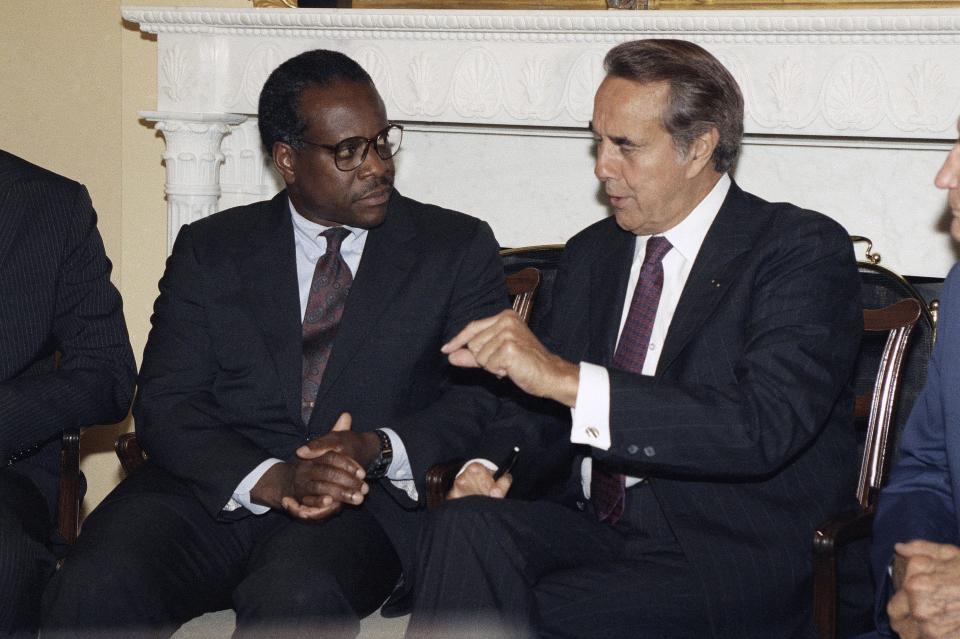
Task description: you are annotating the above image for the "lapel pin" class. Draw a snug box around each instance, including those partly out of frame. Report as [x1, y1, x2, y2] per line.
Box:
[710, 279, 721, 288]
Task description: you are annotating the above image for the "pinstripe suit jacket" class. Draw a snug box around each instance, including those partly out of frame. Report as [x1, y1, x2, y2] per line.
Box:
[525, 182, 862, 638]
[0, 150, 135, 518]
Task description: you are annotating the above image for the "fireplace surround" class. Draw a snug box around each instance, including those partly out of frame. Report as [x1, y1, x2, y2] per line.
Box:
[122, 6, 960, 276]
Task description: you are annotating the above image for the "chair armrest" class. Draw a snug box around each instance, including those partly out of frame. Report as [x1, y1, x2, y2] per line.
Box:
[814, 507, 875, 556]
[57, 428, 82, 545]
[812, 507, 875, 639]
[425, 458, 464, 511]
[115, 432, 148, 475]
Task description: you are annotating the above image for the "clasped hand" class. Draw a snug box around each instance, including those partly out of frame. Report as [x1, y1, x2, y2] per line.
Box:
[252, 412, 379, 521]
[889, 540, 960, 639]
[441, 309, 580, 408]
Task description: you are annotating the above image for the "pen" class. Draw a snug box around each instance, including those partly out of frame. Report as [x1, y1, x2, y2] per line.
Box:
[492, 446, 520, 481]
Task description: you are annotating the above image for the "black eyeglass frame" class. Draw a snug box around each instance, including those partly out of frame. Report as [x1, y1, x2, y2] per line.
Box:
[299, 123, 404, 172]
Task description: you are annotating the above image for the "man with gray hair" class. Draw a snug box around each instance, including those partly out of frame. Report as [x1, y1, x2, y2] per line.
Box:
[406, 39, 862, 638]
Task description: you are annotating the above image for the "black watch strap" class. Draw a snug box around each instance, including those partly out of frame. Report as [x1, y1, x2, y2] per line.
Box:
[365, 429, 393, 479]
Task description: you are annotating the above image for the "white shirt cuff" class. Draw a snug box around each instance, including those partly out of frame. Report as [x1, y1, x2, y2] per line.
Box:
[228, 458, 284, 515]
[380, 427, 418, 501]
[458, 458, 498, 478]
[570, 362, 612, 451]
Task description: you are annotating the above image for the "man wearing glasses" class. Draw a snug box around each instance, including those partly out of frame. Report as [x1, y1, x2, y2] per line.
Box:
[44, 49, 507, 638]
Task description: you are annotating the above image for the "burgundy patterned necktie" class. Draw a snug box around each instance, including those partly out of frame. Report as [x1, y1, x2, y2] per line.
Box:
[591, 235, 672, 524]
[301, 227, 353, 425]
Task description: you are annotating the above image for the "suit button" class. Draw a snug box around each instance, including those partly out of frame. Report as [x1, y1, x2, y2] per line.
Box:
[643, 446, 656, 457]
[627, 444, 639, 455]
[576, 500, 586, 511]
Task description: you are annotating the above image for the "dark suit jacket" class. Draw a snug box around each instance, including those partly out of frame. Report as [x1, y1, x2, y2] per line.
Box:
[0, 150, 136, 519]
[870, 264, 960, 636]
[500, 182, 862, 638]
[133, 189, 507, 570]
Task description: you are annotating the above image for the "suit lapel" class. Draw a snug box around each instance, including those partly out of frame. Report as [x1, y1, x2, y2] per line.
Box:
[311, 194, 418, 418]
[590, 222, 635, 366]
[657, 182, 755, 375]
[235, 192, 305, 427]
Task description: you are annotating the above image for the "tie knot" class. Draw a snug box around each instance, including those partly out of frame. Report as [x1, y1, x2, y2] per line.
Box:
[643, 236, 672, 267]
[321, 227, 350, 255]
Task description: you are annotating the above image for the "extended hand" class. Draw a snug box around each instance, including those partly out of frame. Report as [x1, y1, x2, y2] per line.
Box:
[447, 461, 512, 500]
[441, 309, 580, 407]
[888, 540, 960, 639]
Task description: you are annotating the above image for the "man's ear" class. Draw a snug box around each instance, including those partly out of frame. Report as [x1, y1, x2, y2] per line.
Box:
[685, 127, 720, 178]
[273, 142, 296, 185]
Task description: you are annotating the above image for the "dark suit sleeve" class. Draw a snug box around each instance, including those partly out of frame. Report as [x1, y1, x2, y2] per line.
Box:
[387, 221, 509, 500]
[869, 265, 960, 636]
[598, 213, 861, 478]
[0, 183, 135, 460]
[134, 224, 278, 513]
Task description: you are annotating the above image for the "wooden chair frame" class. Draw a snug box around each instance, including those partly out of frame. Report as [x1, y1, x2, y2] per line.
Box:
[812, 297, 923, 639]
[10, 351, 84, 546]
[57, 429, 82, 545]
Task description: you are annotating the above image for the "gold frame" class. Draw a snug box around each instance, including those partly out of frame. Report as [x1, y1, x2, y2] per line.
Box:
[256, 0, 960, 8]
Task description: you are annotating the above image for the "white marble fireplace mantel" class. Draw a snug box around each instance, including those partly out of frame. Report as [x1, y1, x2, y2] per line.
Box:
[123, 6, 960, 276]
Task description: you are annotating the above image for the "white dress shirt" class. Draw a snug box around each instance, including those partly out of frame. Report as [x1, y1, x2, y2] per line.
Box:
[570, 174, 730, 498]
[228, 200, 416, 514]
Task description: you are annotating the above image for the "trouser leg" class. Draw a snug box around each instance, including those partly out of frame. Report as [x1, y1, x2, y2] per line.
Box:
[532, 543, 709, 639]
[45, 465, 402, 639]
[407, 494, 711, 639]
[41, 466, 257, 639]
[406, 497, 624, 639]
[0, 470, 55, 639]
[232, 505, 400, 639]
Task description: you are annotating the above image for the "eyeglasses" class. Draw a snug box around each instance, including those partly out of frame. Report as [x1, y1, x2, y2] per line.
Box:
[300, 124, 403, 172]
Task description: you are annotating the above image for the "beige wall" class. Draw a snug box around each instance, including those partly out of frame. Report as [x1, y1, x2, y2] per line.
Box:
[0, 0, 248, 516]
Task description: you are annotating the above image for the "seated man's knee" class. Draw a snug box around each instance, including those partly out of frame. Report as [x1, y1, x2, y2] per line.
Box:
[234, 568, 362, 639]
[427, 496, 511, 534]
[43, 495, 199, 630]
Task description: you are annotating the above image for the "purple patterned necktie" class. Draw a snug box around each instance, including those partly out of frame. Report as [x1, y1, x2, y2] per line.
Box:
[591, 235, 672, 524]
[301, 227, 353, 425]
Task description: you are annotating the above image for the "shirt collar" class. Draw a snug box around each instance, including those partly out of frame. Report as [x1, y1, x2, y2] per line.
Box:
[288, 198, 365, 248]
[655, 173, 731, 264]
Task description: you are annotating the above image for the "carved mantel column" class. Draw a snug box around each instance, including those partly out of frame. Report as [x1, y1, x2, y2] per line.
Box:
[142, 111, 248, 252]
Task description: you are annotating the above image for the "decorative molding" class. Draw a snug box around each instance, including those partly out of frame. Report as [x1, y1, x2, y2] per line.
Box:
[124, 6, 960, 139]
[822, 53, 885, 130]
[123, 7, 960, 42]
[124, 6, 960, 276]
[141, 111, 248, 251]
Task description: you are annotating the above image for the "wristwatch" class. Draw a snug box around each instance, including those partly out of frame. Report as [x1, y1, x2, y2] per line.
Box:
[365, 429, 393, 479]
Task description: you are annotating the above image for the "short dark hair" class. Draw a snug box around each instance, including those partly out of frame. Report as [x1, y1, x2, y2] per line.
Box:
[258, 49, 374, 158]
[603, 39, 744, 173]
